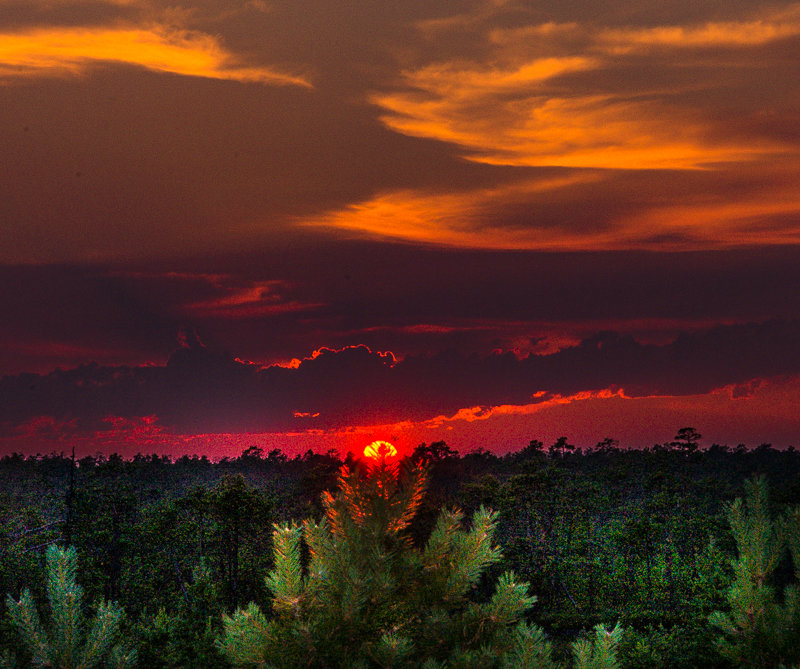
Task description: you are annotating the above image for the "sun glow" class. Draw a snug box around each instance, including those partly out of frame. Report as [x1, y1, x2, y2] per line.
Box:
[363, 440, 398, 460]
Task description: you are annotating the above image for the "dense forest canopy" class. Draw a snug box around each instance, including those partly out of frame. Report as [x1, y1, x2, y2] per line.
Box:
[1, 435, 799, 667]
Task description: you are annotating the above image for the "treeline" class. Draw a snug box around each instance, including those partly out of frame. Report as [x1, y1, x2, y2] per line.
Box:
[1, 434, 799, 667]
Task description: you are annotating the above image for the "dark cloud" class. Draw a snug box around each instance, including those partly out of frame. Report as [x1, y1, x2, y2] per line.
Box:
[3, 243, 800, 375]
[0, 264, 180, 374]
[2, 319, 800, 435]
[0, 1, 141, 30]
[0, 66, 520, 264]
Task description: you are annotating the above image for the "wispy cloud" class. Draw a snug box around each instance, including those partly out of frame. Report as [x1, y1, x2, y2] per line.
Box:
[0, 26, 310, 85]
[374, 89, 780, 169]
[599, 15, 800, 52]
[372, 6, 799, 170]
[185, 280, 323, 319]
[304, 174, 611, 249]
[305, 162, 800, 250]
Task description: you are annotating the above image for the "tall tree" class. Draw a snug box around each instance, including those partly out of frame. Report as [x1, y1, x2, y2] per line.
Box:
[670, 428, 702, 453]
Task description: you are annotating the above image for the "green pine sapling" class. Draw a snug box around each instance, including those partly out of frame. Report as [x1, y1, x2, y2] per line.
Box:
[710, 476, 800, 668]
[3, 544, 136, 669]
[218, 450, 620, 668]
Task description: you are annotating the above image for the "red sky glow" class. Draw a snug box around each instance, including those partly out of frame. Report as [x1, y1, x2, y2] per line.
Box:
[2, 0, 800, 457]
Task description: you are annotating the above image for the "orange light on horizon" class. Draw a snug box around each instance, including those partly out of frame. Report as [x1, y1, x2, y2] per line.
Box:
[363, 440, 398, 460]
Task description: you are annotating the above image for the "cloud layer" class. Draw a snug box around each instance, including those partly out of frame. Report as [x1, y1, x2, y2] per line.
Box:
[3, 319, 799, 437]
[1, 0, 799, 451]
[1, 0, 799, 260]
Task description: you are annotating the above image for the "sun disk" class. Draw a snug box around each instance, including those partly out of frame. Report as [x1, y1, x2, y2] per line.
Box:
[364, 440, 397, 459]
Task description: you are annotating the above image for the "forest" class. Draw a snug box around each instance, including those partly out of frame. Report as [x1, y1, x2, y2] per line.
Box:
[1, 431, 799, 668]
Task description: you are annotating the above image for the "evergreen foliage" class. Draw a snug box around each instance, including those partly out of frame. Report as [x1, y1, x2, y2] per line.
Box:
[710, 476, 800, 668]
[3, 545, 136, 669]
[571, 625, 623, 669]
[218, 455, 620, 668]
[133, 560, 229, 668]
[4, 443, 800, 668]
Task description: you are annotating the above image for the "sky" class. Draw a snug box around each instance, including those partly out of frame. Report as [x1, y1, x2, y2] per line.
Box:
[2, 0, 800, 458]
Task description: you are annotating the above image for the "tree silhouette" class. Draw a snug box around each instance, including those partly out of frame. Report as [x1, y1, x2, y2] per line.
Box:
[670, 427, 702, 453]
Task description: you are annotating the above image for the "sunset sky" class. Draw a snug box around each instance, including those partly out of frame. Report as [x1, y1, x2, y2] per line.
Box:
[2, 0, 800, 458]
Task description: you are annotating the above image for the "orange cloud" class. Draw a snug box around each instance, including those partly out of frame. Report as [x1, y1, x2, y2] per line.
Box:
[304, 174, 610, 249]
[317, 2, 800, 251]
[375, 376, 800, 453]
[599, 16, 800, 52]
[0, 26, 310, 86]
[373, 7, 799, 170]
[491, 11, 800, 53]
[374, 79, 783, 171]
[277, 345, 398, 371]
[305, 164, 800, 250]
[421, 389, 626, 429]
[397, 56, 596, 94]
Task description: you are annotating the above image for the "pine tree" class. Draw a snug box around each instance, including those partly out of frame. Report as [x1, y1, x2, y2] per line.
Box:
[709, 476, 800, 668]
[3, 545, 136, 669]
[134, 560, 229, 668]
[571, 625, 623, 669]
[218, 454, 620, 668]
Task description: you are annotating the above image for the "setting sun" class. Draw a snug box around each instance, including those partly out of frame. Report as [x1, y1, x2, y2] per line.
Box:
[363, 440, 398, 460]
